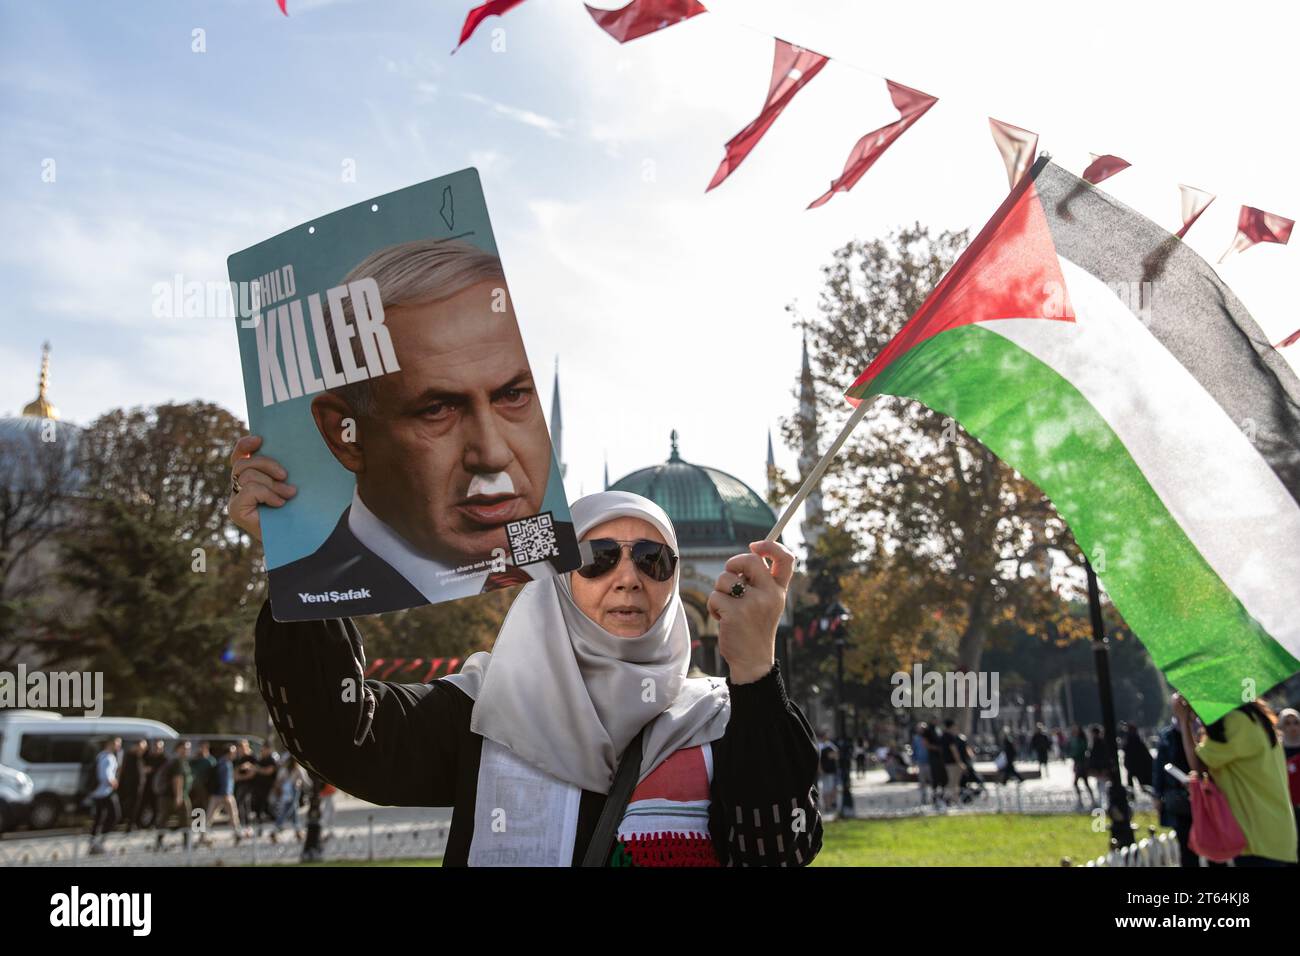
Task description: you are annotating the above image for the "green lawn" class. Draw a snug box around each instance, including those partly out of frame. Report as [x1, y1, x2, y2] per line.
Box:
[267, 812, 1166, 867]
[810, 811, 1164, 867]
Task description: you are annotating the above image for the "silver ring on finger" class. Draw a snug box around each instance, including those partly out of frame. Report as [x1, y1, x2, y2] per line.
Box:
[729, 575, 746, 598]
[230, 473, 242, 496]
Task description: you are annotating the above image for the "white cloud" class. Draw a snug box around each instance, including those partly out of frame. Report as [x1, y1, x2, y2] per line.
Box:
[460, 91, 568, 138]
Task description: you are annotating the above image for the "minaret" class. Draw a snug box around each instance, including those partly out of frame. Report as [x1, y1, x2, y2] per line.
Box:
[22, 342, 59, 420]
[550, 356, 565, 479]
[766, 427, 777, 499]
[797, 334, 824, 548]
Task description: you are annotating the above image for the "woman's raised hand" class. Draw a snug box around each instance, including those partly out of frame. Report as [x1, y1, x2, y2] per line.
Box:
[228, 434, 296, 543]
[708, 539, 795, 685]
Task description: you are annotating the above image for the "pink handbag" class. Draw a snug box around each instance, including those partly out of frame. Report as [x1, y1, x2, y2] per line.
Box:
[1188, 772, 1247, 862]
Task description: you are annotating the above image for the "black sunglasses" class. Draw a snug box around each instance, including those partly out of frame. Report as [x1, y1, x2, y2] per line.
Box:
[576, 538, 678, 582]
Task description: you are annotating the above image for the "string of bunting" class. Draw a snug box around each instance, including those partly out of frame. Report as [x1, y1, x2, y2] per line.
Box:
[446, 0, 1297, 348]
[365, 657, 463, 682]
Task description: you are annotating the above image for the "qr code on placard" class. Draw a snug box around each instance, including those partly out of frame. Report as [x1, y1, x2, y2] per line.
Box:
[507, 512, 560, 566]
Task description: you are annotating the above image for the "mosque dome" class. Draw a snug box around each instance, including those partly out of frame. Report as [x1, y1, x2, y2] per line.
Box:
[609, 430, 777, 550]
[1, 343, 82, 492]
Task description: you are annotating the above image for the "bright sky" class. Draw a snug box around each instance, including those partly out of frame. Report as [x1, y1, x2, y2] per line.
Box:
[3, 0, 1297, 534]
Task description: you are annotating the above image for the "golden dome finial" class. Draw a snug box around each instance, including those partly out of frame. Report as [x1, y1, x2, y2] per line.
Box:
[21, 341, 58, 420]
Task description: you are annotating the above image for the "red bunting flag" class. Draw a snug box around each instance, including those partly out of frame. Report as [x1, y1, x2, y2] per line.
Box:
[1081, 153, 1129, 185]
[1219, 205, 1294, 263]
[706, 39, 829, 192]
[585, 0, 707, 44]
[1275, 327, 1300, 349]
[808, 79, 937, 209]
[453, 0, 528, 53]
[276, 0, 288, 14]
[1175, 184, 1215, 239]
[989, 118, 1037, 189]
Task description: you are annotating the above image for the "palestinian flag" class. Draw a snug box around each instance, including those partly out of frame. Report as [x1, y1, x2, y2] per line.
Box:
[848, 158, 1300, 723]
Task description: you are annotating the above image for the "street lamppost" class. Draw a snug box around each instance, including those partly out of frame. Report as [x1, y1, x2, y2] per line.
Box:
[1085, 559, 1135, 849]
[829, 601, 854, 817]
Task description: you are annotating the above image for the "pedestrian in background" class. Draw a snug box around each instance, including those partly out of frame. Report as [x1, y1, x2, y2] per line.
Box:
[88, 736, 120, 855]
[1279, 707, 1300, 864]
[1068, 725, 1095, 809]
[153, 740, 193, 852]
[1152, 715, 1197, 867]
[1174, 693, 1297, 866]
[117, 739, 147, 833]
[912, 722, 932, 804]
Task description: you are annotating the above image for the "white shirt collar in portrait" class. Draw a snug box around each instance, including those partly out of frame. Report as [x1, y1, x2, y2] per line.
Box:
[346, 487, 558, 603]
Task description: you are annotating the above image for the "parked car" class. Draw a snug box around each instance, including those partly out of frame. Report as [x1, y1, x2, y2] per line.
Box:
[0, 710, 178, 829]
[0, 763, 35, 833]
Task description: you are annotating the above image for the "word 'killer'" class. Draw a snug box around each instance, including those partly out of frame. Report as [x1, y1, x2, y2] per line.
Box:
[253, 274, 399, 407]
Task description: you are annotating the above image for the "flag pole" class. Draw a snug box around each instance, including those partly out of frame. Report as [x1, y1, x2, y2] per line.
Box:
[766, 396, 877, 541]
[1084, 557, 1135, 849]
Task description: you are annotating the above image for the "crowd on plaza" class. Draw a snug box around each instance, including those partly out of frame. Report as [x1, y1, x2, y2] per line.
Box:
[813, 699, 1299, 867]
[84, 736, 336, 854]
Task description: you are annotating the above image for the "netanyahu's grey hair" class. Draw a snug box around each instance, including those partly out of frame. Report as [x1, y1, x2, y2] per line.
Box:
[323, 238, 507, 415]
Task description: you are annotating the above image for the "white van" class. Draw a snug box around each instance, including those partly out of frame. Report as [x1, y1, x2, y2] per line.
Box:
[0, 710, 178, 829]
[0, 763, 34, 832]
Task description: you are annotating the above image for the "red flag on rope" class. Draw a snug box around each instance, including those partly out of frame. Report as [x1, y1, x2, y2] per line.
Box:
[276, 0, 288, 14]
[989, 118, 1037, 188]
[585, 0, 707, 43]
[1175, 184, 1215, 239]
[807, 79, 937, 209]
[1219, 205, 1295, 262]
[1275, 327, 1300, 349]
[1081, 153, 1129, 185]
[423, 658, 446, 682]
[453, 0, 528, 53]
[706, 38, 829, 192]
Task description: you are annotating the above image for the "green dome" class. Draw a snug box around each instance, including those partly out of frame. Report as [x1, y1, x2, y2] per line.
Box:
[609, 431, 776, 549]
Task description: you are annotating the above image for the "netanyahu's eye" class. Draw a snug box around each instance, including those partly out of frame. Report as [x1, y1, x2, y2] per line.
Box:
[420, 401, 457, 421]
[496, 387, 533, 407]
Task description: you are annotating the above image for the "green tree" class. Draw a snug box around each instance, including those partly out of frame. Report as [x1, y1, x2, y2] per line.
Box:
[33, 402, 260, 727]
[46, 497, 242, 727]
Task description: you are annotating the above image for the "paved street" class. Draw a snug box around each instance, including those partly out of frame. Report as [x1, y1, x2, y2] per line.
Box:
[0, 794, 454, 866]
[829, 757, 1155, 819]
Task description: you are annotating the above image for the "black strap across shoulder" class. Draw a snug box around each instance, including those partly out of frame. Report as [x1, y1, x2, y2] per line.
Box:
[580, 727, 646, 867]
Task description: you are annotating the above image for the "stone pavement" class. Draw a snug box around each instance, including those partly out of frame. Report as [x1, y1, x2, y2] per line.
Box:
[823, 757, 1154, 819]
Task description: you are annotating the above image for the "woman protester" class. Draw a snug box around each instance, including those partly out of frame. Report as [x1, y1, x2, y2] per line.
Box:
[229, 436, 823, 867]
[1172, 693, 1298, 866]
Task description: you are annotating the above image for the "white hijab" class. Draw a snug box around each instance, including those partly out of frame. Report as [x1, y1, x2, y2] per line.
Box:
[443, 490, 731, 793]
